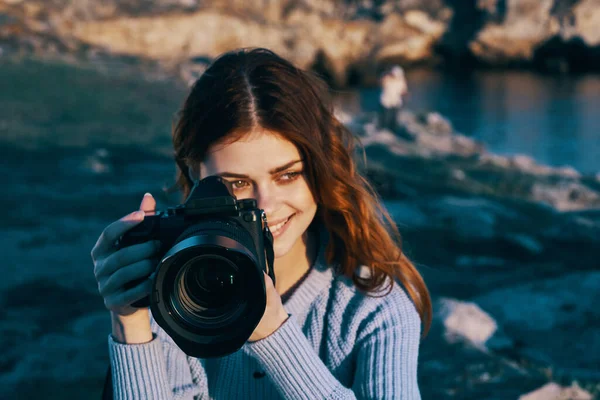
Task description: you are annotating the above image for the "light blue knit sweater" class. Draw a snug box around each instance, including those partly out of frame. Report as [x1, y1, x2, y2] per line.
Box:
[108, 237, 423, 399]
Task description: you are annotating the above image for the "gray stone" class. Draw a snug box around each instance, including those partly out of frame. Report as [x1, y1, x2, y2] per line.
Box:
[475, 272, 600, 371]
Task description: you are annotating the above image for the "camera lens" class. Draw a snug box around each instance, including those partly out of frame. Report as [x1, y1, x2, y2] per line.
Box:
[175, 254, 240, 318]
[151, 216, 269, 357]
[185, 256, 237, 309]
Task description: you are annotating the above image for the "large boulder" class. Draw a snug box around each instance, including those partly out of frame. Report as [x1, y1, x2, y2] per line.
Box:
[468, 0, 600, 71]
[0, 1, 450, 86]
[3, 0, 600, 81]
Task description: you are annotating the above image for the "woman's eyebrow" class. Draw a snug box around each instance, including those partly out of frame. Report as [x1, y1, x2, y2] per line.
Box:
[218, 159, 303, 179]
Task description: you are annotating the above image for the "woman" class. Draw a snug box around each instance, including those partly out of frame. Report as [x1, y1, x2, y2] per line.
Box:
[91, 48, 432, 399]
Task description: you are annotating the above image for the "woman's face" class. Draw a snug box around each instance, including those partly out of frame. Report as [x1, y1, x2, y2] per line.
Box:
[199, 130, 318, 259]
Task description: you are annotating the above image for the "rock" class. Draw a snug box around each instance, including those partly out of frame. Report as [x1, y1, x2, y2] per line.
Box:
[567, 0, 600, 46]
[351, 109, 600, 211]
[455, 256, 507, 268]
[383, 200, 429, 228]
[425, 111, 453, 136]
[31, 5, 446, 87]
[178, 56, 210, 86]
[436, 297, 500, 348]
[404, 9, 447, 37]
[4, 0, 600, 80]
[506, 155, 580, 179]
[391, 110, 484, 157]
[475, 271, 600, 372]
[468, 0, 600, 71]
[511, 154, 537, 170]
[555, 166, 581, 179]
[501, 233, 544, 256]
[83, 148, 112, 174]
[450, 168, 465, 181]
[531, 181, 600, 211]
[70, 311, 110, 337]
[469, 0, 557, 65]
[479, 152, 511, 168]
[426, 196, 502, 239]
[0, 333, 108, 384]
[519, 382, 593, 400]
[374, 11, 446, 67]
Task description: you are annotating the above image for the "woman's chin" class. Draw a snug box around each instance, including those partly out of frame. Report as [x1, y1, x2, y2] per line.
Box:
[273, 242, 292, 260]
[272, 232, 302, 260]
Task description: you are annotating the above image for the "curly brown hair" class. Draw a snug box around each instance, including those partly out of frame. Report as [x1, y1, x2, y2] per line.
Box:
[171, 48, 431, 335]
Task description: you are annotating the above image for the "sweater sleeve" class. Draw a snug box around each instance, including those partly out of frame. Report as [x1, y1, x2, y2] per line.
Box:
[243, 315, 355, 399]
[108, 315, 206, 399]
[351, 296, 422, 400]
[244, 288, 422, 400]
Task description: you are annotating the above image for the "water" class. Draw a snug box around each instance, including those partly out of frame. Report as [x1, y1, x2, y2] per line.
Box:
[338, 69, 600, 175]
[1, 59, 598, 398]
[2, 60, 599, 174]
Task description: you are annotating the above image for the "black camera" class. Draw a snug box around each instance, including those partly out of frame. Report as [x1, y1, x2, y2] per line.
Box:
[117, 176, 275, 358]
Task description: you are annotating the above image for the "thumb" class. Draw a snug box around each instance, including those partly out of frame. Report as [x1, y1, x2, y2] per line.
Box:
[139, 192, 156, 213]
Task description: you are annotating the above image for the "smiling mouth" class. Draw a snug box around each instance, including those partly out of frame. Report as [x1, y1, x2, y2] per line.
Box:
[270, 213, 295, 235]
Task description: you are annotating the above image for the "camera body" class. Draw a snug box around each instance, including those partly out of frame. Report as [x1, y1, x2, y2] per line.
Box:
[117, 176, 274, 358]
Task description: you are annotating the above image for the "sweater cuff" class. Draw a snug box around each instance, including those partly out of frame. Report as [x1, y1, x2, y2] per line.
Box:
[108, 334, 171, 399]
[243, 316, 350, 399]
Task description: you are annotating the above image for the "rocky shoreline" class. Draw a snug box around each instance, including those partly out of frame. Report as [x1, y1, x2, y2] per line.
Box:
[1, 0, 600, 88]
[347, 110, 600, 399]
[0, 34, 599, 399]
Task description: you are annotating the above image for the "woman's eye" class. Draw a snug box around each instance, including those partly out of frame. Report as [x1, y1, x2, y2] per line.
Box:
[232, 180, 249, 189]
[279, 171, 301, 182]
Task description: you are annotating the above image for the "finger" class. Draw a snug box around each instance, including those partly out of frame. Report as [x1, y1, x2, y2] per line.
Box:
[99, 258, 156, 297]
[91, 210, 146, 260]
[96, 240, 160, 279]
[139, 193, 156, 213]
[104, 278, 153, 310]
[263, 272, 278, 296]
[264, 271, 274, 288]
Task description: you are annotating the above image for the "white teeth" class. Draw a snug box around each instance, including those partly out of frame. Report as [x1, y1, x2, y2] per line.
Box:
[270, 215, 292, 233]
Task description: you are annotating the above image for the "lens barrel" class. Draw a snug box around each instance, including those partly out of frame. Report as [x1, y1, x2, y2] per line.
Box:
[149, 219, 267, 358]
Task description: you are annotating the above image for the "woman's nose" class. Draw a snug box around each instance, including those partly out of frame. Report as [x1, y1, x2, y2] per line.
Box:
[254, 183, 279, 215]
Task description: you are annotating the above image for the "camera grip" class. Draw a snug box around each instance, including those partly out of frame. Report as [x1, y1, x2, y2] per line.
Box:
[116, 216, 160, 249]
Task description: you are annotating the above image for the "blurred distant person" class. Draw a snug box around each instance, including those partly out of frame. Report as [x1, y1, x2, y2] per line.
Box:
[378, 65, 408, 131]
[92, 48, 431, 399]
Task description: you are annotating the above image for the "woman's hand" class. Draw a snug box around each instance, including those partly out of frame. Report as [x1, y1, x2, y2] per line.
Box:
[248, 273, 290, 342]
[90, 193, 160, 318]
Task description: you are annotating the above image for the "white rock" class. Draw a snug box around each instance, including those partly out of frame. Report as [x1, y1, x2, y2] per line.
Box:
[425, 112, 453, 135]
[479, 152, 510, 168]
[555, 166, 581, 179]
[511, 154, 536, 170]
[333, 108, 353, 125]
[532, 182, 600, 211]
[519, 382, 592, 400]
[451, 168, 466, 180]
[404, 10, 447, 36]
[437, 298, 498, 347]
